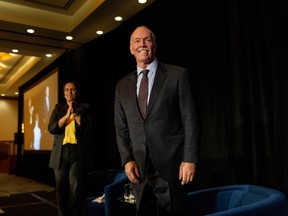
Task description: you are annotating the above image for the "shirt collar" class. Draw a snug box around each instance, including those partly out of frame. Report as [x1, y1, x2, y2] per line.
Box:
[137, 59, 158, 75]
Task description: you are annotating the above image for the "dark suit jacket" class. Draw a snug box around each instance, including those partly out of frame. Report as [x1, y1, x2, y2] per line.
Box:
[114, 62, 200, 182]
[48, 102, 93, 170]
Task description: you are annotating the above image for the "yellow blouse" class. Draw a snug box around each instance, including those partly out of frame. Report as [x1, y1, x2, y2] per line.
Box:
[63, 114, 77, 145]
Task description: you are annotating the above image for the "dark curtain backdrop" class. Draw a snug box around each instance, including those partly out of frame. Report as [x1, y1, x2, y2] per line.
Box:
[57, 0, 288, 193]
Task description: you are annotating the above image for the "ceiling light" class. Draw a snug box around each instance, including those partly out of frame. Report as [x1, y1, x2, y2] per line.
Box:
[27, 29, 35, 34]
[15, 92, 19, 95]
[46, 54, 52, 58]
[96, 30, 103, 35]
[1, 94, 5, 96]
[115, 16, 123, 21]
[12, 49, 18, 53]
[138, 0, 147, 3]
[66, 36, 73, 40]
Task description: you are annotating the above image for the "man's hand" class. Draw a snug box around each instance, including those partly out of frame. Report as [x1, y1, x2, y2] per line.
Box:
[125, 161, 141, 184]
[179, 162, 196, 185]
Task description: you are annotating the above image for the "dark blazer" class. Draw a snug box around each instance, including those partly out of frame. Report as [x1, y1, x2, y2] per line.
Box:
[48, 102, 93, 170]
[114, 62, 200, 182]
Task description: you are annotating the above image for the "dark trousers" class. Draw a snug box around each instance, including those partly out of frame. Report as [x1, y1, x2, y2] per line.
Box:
[133, 159, 187, 216]
[54, 144, 87, 216]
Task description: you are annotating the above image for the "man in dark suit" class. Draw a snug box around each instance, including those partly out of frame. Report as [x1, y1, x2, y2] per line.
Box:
[114, 26, 200, 216]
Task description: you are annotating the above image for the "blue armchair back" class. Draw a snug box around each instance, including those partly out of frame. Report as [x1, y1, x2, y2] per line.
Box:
[86, 169, 129, 216]
[186, 184, 288, 216]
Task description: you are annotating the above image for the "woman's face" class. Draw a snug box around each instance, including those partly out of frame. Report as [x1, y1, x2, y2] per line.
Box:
[63, 83, 78, 103]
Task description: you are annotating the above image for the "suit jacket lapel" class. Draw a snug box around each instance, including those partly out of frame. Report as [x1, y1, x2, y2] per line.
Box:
[147, 63, 167, 116]
[128, 71, 143, 119]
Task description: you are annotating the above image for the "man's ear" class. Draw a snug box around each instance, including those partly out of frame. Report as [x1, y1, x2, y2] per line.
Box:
[130, 45, 134, 55]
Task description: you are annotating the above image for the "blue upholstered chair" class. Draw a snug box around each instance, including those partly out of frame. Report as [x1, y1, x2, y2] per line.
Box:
[186, 184, 288, 216]
[86, 169, 131, 216]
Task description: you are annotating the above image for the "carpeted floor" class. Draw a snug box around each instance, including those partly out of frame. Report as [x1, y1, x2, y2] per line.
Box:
[0, 173, 55, 197]
[0, 173, 57, 215]
[0, 190, 58, 215]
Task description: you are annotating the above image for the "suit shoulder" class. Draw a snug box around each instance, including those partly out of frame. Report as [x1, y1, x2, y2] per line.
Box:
[118, 71, 136, 84]
[55, 103, 65, 109]
[159, 62, 187, 73]
[80, 103, 90, 108]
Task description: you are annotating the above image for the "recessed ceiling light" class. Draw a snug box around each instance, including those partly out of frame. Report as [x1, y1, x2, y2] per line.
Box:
[96, 31, 103, 35]
[138, 0, 147, 3]
[15, 92, 19, 95]
[115, 16, 123, 21]
[12, 49, 18, 53]
[1, 94, 5, 96]
[46, 54, 52, 58]
[66, 36, 73, 40]
[27, 29, 35, 34]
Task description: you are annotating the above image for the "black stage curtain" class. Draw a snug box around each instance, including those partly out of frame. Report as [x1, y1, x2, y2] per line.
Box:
[59, 0, 288, 193]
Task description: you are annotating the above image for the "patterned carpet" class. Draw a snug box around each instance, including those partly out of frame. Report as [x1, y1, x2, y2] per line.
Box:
[0, 173, 55, 197]
[0, 190, 57, 216]
[0, 173, 57, 215]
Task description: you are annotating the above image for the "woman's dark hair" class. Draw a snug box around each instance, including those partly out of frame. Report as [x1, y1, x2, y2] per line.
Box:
[63, 80, 80, 91]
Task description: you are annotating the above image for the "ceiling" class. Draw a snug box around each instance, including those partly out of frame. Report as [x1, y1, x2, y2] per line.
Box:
[0, 0, 155, 98]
